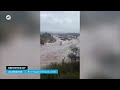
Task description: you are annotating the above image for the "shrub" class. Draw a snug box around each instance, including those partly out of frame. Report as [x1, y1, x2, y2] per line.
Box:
[68, 45, 80, 62]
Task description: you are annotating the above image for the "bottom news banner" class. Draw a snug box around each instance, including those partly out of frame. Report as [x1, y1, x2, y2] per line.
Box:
[6, 66, 58, 74]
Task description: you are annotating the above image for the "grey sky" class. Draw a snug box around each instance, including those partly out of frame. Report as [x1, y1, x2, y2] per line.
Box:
[40, 11, 80, 33]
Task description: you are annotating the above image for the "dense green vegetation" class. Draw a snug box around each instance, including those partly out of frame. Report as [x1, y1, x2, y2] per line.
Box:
[40, 32, 56, 45]
[41, 61, 79, 79]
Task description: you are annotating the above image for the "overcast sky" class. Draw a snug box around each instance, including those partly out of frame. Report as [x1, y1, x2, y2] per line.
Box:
[40, 11, 80, 33]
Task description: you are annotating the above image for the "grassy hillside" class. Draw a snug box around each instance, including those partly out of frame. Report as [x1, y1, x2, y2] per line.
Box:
[41, 61, 80, 79]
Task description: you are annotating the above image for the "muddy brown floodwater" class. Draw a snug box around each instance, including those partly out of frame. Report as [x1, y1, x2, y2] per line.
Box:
[40, 36, 80, 68]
